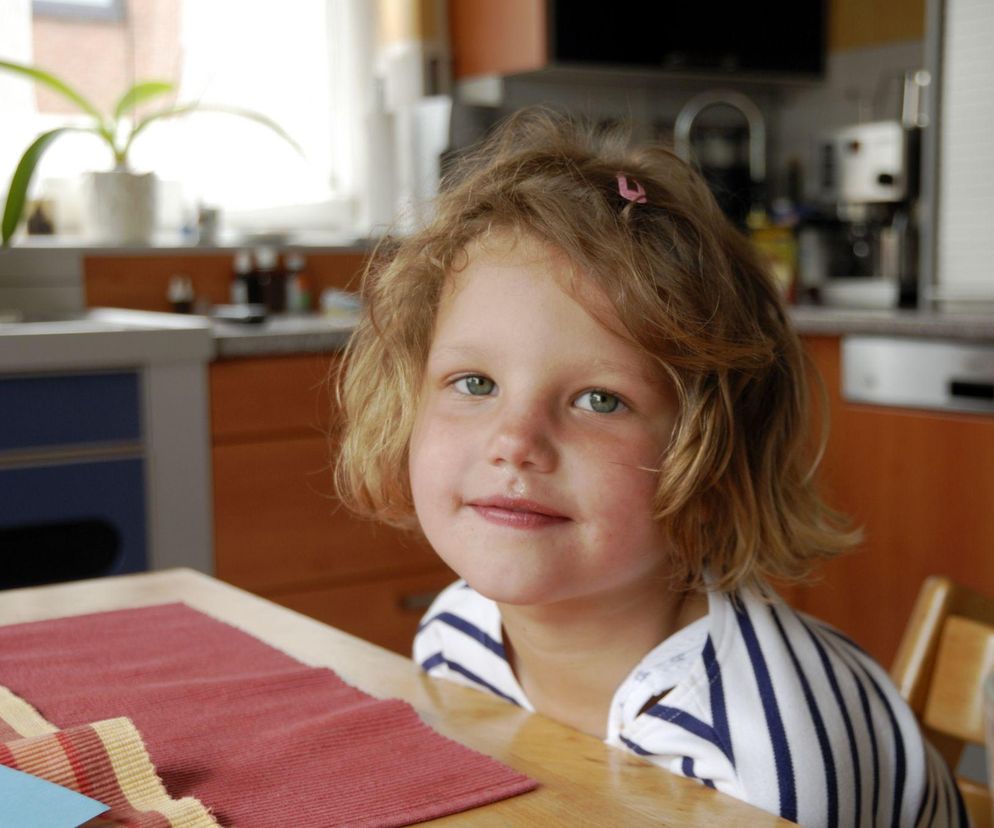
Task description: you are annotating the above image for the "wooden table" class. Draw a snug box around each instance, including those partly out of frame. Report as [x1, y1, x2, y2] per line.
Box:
[0, 569, 788, 826]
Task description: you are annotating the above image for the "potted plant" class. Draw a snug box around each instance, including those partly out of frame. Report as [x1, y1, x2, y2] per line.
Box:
[0, 60, 301, 246]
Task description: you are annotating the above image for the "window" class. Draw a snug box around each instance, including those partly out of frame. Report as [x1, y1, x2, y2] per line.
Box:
[32, 0, 125, 22]
[0, 0, 375, 238]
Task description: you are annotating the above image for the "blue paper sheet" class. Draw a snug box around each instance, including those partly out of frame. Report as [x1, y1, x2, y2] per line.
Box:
[0, 764, 107, 828]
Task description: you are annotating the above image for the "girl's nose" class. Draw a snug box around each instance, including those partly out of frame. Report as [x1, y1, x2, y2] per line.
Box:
[486, 402, 558, 473]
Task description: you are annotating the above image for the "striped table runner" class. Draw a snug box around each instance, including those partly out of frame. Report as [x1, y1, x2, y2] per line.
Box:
[0, 603, 536, 826]
[0, 686, 218, 827]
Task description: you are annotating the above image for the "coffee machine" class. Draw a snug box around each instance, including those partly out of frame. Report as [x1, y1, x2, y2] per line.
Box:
[806, 118, 921, 308]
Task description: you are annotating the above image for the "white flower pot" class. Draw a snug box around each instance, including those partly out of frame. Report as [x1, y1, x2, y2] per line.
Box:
[84, 170, 157, 245]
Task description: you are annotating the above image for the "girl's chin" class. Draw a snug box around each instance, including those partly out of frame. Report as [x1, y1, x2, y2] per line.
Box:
[460, 571, 566, 607]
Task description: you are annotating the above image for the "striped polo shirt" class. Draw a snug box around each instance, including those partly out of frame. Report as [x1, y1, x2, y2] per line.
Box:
[414, 580, 966, 827]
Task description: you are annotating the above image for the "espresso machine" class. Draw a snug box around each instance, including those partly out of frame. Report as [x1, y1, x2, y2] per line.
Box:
[807, 119, 920, 308]
[802, 72, 928, 308]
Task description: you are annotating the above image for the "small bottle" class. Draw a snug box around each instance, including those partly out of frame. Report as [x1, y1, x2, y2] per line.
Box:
[284, 252, 311, 314]
[167, 275, 195, 313]
[232, 249, 257, 304]
[255, 246, 286, 313]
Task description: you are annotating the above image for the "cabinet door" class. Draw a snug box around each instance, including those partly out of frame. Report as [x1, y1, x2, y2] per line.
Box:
[0, 371, 140, 450]
[0, 458, 147, 588]
[798, 336, 994, 665]
[450, 0, 547, 78]
[213, 434, 442, 592]
[266, 569, 456, 656]
[210, 354, 334, 441]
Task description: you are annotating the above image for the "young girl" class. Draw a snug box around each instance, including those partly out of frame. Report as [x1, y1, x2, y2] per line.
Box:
[335, 108, 964, 826]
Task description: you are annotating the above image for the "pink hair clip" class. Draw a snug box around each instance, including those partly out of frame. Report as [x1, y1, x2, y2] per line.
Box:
[616, 174, 647, 204]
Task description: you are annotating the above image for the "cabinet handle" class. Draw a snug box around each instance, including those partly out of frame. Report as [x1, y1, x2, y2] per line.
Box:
[399, 591, 441, 612]
[949, 379, 994, 402]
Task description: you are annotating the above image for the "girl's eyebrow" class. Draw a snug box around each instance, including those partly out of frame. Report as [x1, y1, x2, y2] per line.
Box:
[587, 358, 647, 379]
[427, 343, 489, 363]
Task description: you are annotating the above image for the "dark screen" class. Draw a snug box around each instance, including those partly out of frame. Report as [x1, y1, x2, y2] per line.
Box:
[551, 1, 825, 77]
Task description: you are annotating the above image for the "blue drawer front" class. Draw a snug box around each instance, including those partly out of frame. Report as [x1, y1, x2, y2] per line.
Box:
[0, 458, 147, 576]
[0, 372, 141, 451]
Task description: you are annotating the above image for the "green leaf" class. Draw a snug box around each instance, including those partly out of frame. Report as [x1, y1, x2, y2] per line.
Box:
[1, 127, 90, 247]
[126, 103, 305, 158]
[113, 80, 174, 120]
[0, 60, 104, 123]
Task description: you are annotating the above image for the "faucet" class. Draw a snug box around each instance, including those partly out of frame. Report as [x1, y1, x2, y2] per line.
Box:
[674, 90, 767, 188]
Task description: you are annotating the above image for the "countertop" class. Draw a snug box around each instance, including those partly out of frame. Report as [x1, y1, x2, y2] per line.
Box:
[7, 305, 986, 365]
[211, 311, 357, 358]
[211, 305, 994, 359]
[789, 306, 994, 341]
[0, 308, 213, 371]
[0, 568, 787, 826]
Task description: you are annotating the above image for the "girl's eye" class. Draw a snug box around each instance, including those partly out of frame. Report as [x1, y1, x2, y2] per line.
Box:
[453, 375, 496, 396]
[575, 390, 625, 414]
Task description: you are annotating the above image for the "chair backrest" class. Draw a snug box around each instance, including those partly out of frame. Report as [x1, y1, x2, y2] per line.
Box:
[892, 576, 994, 827]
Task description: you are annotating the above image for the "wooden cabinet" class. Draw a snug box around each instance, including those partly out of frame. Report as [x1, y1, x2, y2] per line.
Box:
[793, 336, 994, 666]
[0, 371, 147, 587]
[449, 0, 546, 78]
[210, 352, 454, 654]
[449, 0, 924, 81]
[828, 0, 925, 52]
[84, 250, 369, 313]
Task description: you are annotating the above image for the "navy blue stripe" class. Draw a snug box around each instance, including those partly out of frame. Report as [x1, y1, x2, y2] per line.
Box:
[913, 762, 933, 828]
[944, 771, 953, 828]
[953, 774, 969, 827]
[854, 664, 907, 827]
[619, 733, 653, 756]
[419, 611, 507, 659]
[702, 636, 735, 768]
[445, 659, 521, 705]
[647, 705, 734, 763]
[682, 756, 716, 790]
[420, 652, 520, 706]
[732, 596, 797, 822]
[855, 672, 881, 823]
[918, 750, 940, 828]
[822, 628, 911, 826]
[771, 606, 838, 828]
[420, 652, 445, 672]
[801, 616, 862, 826]
[819, 628, 881, 825]
[925, 773, 939, 826]
[819, 622, 871, 657]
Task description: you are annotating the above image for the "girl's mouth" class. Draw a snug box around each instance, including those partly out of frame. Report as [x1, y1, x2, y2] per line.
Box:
[466, 496, 571, 529]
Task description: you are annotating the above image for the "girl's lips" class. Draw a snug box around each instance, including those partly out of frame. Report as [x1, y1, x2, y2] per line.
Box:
[466, 497, 570, 529]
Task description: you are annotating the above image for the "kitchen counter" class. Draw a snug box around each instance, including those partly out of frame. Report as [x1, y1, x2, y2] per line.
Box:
[209, 305, 994, 360]
[789, 306, 994, 341]
[211, 311, 357, 358]
[0, 307, 212, 371]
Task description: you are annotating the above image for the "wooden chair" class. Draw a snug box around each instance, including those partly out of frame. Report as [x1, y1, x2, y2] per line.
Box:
[892, 576, 994, 827]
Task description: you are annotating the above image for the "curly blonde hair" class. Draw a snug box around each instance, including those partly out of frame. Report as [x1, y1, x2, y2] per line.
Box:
[335, 106, 856, 592]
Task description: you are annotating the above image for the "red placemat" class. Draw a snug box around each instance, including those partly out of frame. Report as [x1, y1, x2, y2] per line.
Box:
[0, 603, 536, 826]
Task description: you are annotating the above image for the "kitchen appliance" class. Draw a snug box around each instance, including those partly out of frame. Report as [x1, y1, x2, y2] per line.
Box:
[842, 336, 994, 415]
[547, 1, 826, 80]
[803, 71, 929, 308]
[812, 120, 920, 307]
[674, 90, 767, 228]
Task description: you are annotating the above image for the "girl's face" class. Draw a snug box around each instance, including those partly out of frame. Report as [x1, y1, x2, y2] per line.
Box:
[408, 233, 679, 610]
